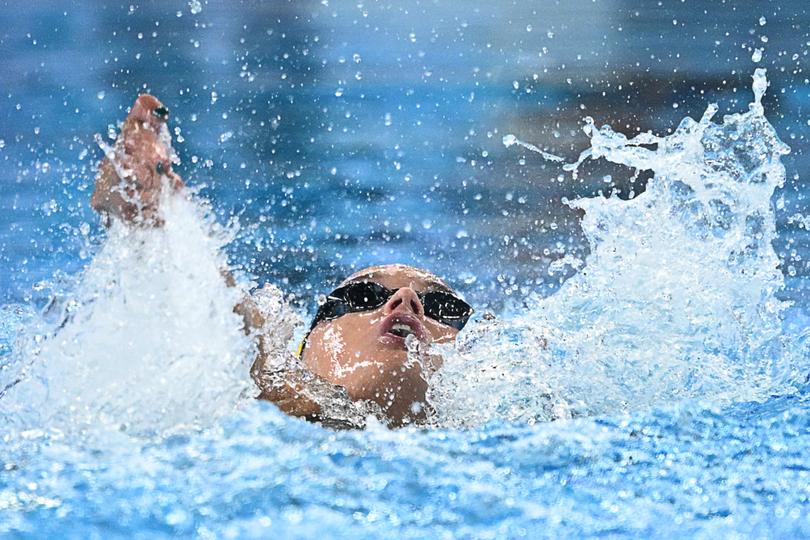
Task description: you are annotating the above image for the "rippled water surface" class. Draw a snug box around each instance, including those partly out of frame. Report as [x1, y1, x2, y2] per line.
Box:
[2, 397, 809, 538]
[1, 1, 810, 538]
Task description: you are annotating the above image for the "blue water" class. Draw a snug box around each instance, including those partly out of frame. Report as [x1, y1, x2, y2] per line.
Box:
[2, 396, 809, 538]
[2, 1, 810, 538]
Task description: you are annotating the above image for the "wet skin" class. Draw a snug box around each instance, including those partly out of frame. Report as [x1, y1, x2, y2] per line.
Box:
[92, 95, 462, 428]
[92, 95, 183, 225]
[301, 265, 460, 425]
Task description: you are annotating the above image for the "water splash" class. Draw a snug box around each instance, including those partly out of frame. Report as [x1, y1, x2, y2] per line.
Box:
[0, 193, 259, 437]
[502, 133, 566, 163]
[430, 69, 804, 426]
[1, 70, 802, 436]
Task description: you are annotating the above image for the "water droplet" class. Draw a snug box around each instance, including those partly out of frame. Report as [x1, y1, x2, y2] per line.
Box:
[752, 67, 768, 106]
[334, 88, 344, 97]
[752, 48, 763, 62]
[166, 508, 188, 525]
[759, 16, 766, 26]
[188, 0, 202, 15]
[96, 91, 105, 100]
[219, 131, 233, 143]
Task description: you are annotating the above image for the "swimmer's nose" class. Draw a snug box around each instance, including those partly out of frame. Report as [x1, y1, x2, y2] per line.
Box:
[383, 287, 424, 317]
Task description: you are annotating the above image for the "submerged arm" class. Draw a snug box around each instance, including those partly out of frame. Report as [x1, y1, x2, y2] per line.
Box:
[236, 288, 376, 429]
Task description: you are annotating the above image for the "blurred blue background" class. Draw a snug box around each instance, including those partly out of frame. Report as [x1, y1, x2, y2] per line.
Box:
[1, 0, 808, 312]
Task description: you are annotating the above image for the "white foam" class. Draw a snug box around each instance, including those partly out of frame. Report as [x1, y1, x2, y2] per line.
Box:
[430, 70, 804, 427]
[2, 192, 258, 436]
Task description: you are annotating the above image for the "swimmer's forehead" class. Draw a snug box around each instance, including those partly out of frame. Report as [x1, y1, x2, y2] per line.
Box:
[340, 264, 453, 292]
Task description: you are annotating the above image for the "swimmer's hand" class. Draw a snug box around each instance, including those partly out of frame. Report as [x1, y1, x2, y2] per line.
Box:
[91, 95, 184, 226]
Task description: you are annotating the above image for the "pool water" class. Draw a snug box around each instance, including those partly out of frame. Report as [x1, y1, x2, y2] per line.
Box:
[1, 1, 809, 538]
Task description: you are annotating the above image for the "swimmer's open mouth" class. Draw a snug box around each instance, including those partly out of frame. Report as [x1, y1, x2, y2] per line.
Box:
[379, 313, 426, 347]
[390, 324, 415, 338]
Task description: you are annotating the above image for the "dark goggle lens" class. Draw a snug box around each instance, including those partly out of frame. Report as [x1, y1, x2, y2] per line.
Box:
[311, 281, 472, 331]
[422, 291, 473, 330]
[309, 282, 391, 330]
[339, 281, 391, 310]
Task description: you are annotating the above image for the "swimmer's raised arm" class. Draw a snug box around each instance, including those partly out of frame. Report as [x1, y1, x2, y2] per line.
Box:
[91, 95, 184, 226]
[91, 95, 360, 427]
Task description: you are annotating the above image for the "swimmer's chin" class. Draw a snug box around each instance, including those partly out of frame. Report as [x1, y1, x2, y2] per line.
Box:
[335, 358, 428, 408]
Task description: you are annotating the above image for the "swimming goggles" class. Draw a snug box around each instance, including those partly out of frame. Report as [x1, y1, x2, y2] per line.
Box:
[309, 280, 474, 331]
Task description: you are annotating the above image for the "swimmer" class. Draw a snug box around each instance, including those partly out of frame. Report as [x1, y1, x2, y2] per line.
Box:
[91, 95, 474, 428]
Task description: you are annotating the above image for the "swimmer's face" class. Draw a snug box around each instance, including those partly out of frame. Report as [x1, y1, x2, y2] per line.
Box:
[302, 264, 469, 425]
